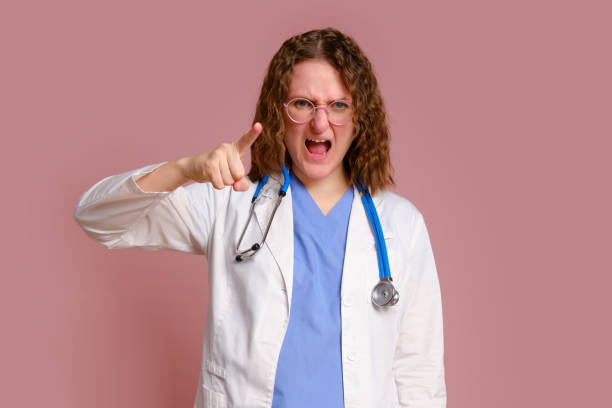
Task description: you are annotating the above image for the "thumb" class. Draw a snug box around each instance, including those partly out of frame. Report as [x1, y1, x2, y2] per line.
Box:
[235, 122, 263, 158]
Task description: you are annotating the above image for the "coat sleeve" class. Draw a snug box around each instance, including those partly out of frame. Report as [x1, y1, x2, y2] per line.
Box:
[393, 211, 447, 407]
[73, 161, 217, 256]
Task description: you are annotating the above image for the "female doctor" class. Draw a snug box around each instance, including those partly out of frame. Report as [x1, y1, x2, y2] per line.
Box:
[74, 28, 446, 408]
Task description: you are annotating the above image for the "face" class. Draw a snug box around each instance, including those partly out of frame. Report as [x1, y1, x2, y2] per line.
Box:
[282, 59, 356, 187]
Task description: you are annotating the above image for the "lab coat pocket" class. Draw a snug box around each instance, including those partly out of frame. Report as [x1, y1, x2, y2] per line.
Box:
[201, 383, 228, 408]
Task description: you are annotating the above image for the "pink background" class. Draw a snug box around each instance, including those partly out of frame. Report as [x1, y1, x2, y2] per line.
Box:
[2, 0, 610, 407]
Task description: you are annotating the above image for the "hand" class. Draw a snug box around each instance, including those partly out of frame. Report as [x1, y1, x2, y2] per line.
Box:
[181, 123, 263, 191]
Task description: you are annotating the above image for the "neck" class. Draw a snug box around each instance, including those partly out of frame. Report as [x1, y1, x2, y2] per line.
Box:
[291, 166, 352, 215]
[294, 166, 350, 194]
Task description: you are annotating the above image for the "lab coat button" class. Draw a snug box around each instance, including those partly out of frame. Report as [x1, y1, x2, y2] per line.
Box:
[342, 297, 352, 307]
[347, 352, 356, 361]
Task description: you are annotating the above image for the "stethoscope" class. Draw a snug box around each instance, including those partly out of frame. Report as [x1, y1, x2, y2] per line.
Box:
[234, 166, 399, 308]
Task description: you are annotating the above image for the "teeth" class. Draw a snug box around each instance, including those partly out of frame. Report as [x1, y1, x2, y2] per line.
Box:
[307, 138, 328, 143]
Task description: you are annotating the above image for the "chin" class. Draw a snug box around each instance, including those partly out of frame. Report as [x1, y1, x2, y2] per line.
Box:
[294, 161, 338, 182]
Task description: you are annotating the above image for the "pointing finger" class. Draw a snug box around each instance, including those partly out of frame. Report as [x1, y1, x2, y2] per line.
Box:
[235, 122, 263, 157]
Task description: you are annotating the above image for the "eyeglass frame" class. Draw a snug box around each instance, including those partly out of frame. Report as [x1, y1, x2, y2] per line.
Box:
[282, 97, 354, 126]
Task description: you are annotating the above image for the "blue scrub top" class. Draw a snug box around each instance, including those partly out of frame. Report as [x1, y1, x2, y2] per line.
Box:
[271, 170, 354, 408]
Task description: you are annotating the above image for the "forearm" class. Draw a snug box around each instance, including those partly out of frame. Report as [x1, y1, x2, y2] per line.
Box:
[136, 157, 191, 192]
[74, 160, 210, 253]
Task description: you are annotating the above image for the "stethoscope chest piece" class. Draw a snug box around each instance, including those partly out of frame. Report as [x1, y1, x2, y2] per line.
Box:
[371, 278, 400, 307]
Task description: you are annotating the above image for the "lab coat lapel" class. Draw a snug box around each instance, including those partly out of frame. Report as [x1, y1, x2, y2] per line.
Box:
[345, 186, 390, 250]
[345, 185, 376, 254]
[253, 174, 294, 308]
[343, 185, 393, 300]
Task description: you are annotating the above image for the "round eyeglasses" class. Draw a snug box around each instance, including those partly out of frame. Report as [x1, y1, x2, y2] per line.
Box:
[283, 97, 354, 126]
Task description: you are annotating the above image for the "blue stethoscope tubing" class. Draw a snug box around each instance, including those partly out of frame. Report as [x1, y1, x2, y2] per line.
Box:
[235, 165, 399, 307]
[235, 167, 290, 262]
[357, 181, 390, 279]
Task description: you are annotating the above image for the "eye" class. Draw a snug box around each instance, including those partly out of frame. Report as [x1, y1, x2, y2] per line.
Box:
[294, 99, 311, 108]
[331, 101, 349, 110]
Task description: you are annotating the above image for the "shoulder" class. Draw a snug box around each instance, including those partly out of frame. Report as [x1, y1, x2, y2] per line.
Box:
[372, 189, 428, 248]
[374, 189, 424, 222]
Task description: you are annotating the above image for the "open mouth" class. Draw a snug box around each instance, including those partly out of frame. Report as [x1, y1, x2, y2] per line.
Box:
[305, 138, 331, 156]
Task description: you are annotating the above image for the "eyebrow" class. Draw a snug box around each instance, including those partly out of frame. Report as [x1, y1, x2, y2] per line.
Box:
[289, 95, 352, 104]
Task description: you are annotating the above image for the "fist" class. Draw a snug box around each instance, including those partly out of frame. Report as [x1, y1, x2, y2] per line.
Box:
[183, 122, 262, 191]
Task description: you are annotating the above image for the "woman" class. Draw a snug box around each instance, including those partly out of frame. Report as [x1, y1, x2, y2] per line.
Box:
[74, 28, 446, 408]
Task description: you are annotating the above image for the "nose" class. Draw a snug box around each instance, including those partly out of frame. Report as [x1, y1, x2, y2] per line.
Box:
[310, 106, 330, 132]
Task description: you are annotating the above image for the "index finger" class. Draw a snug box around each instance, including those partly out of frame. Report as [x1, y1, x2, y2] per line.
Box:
[235, 122, 263, 157]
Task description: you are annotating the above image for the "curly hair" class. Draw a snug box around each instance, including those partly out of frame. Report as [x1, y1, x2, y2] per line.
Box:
[248, 27, 394, 194]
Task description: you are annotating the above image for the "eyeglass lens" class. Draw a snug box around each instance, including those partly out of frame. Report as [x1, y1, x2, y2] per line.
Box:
[286, 98, 353, 125]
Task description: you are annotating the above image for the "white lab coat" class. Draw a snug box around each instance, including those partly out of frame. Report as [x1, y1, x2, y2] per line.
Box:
[73, 161, 447, 408]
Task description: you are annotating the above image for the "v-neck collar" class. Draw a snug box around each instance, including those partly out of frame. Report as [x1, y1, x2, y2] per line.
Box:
[289, 170, 354, 218]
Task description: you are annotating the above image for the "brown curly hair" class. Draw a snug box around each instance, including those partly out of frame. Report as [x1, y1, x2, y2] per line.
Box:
[248, 27, 394, 194]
